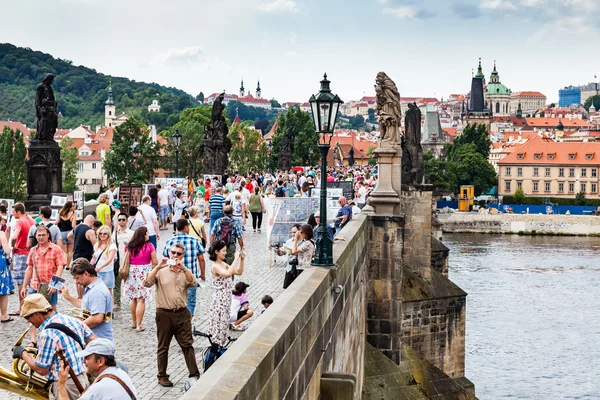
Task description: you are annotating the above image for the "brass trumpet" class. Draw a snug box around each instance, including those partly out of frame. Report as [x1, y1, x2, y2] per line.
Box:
[71, 307, 111, 323]
[0, 329, 48, 399]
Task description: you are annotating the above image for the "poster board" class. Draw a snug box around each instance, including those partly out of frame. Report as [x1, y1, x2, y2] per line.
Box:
[265, 197, 320, 248]
[203, 175, 222, 185]
[118, 184, 143, 211]
[154, 178, 185, 187]
[327, 181, 354, 199]
[309, 187, 343, 220]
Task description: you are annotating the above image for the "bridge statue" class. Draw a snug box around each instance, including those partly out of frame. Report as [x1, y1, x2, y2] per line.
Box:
[402, 102, 424, 185]
[375, 72, 402, 147]
[199, 92, 232, 175]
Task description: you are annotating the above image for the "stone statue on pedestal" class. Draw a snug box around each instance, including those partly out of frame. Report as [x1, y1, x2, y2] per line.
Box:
[199, 92, 232, 175]
[277, 125, 293, 171]
[375, 72, 402, 147]
[26, 73, 62, 211]
[34, 74, 58, 142]
[402, 102, 424, 185]
[348, 147, 355, 166]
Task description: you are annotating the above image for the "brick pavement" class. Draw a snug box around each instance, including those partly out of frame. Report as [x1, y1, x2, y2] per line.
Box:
[0, 220, 286, 400]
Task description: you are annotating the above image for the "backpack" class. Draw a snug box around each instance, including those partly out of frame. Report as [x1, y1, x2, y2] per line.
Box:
[218, 218, 234, 244]
[30, 222, 54, 247]
[275, 186, 285, 197]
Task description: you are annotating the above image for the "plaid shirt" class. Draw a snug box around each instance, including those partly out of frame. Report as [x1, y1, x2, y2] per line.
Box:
[26, 243, 67, 290]
[211, 216, 243, 244]
[162, 233, 204, 278]
[36, 312, 94, 381]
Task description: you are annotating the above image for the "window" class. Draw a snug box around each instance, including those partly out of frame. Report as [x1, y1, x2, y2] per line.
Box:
[569, 183, 575, 192]
[92, 163, 97, 169]
[545, 167, 551, 177]
[569, 168, 575, 177]
[569, 154, 576, 160]
[545, 182, 551, 192]
[517, 181, 523, 190]
[534, 153, 542, 160]
[517, 154, 525, 160]
[581, 183, 587, 193]
[558, 183, 564, 192]
[518, 167, 523, 176]
[592, 184, 597, 193]
[586, 154, 594, 160]
[505, 167, 511, 176]
[78, 163, 83, 172]
[505, 181, 511, 192]
[109, 111, 112, 116]
[533, 182, 539, 192]
[593, 169, 597, 177]
[582, 168, 587, 177]
[548, 154, 555, 160]
[559, 168, 565, 177]
[533, 167, 538, 176]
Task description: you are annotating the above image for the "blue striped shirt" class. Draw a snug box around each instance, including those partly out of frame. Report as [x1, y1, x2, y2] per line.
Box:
[36, 312, 94, 381]
[162, 233, 205, 278]
[209, 194, 226, 216]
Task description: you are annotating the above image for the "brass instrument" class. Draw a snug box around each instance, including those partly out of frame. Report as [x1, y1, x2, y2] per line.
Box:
[71, 307, 111, 323]
[0, 329, 49, 399]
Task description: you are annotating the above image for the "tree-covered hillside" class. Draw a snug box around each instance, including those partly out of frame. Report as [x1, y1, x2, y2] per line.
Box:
[0, 43, 196, 131]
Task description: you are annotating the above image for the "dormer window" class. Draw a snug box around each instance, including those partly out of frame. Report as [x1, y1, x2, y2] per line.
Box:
[548, 154, 555, 160]
[517, 153, 525, 159]
[586, 154, 594, 160]
[569, 154, 576, 160]
[534, 153, 542, 160]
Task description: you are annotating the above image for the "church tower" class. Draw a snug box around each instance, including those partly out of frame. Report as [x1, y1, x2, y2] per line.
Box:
[256, 80, 262, 99]
[485, 61, 511, 116]
[463, 58, 492, 130]
[239, 79, 245, 97]
[104, 81, 116, 128]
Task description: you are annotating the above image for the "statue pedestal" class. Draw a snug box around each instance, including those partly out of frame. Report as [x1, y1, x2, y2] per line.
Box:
[278, 151, 292, 172]
[368, 147, 400, 215]
[25, 140, 63, 212]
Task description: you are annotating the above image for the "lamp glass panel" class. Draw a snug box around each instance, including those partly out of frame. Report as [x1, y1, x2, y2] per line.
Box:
[310, 100, 320, 132]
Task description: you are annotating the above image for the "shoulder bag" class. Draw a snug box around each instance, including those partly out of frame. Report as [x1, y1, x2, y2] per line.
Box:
[189, 220, 206, 248]
[92, 374, 137, 400]
[118, 250, 131, 281]
[32, 247, 53, 303]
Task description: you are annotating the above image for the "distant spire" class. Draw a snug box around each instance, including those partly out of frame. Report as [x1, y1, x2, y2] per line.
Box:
[239, 79, 245, 97]
[475, 57, 485, 79]
[105, 79, 114, 106]
[256, 79, 262, 99]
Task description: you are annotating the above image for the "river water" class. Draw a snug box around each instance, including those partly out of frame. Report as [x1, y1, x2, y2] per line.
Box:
[444, 233, 600, 400]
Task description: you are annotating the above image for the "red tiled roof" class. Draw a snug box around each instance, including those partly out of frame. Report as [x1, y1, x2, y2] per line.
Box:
[402, 97, 439, 104]
[238, 94, 270, 104]
[442, 128, 457, 137]
[512, 91, 546, 97]
[353, 102, 368, 108]
[499, 135, 600, 165]
[233, 115, 242, 125]
[526, 117, 592, 128]
[0, 121, 30, 135]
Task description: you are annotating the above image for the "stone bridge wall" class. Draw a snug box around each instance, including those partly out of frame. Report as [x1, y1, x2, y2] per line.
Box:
[182, 214, 369, 400]
[439, 212, 600, 235]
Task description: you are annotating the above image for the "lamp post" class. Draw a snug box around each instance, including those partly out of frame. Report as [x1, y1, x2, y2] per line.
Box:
[309, 73, 343, 266]
[171, 129, 182, 177]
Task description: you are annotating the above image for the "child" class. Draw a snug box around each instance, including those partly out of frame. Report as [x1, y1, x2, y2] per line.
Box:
[230, 282, 254, 331]
[261, 295, 273, 314]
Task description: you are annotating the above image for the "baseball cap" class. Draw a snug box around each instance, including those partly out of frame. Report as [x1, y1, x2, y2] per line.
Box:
[76, 338, 116, 358]
[20, 294, 52, 318]
[235, 282, 249, 293]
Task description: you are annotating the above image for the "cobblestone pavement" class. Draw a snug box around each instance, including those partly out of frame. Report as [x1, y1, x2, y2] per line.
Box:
[0, 220, 285, 400]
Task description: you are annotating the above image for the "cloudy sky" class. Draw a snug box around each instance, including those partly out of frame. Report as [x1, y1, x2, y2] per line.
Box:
[1, 0, 598, 103]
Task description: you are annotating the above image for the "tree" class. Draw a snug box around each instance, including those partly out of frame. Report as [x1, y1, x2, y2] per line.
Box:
[269, 107, 319, 169]
[575, 191, 586, 206]
[270, 98, 281, 108]
[0, 126, 27, 201]
[513, 188, 525, 204]
[584, 95, 600, 112]
[104, 117, 163, 183]
[423, 151, 452, 190]
[60, 136, 79, 193]
[366, 145, 377, 166]
[161, 105, 212, 178]
[196, 92, 205, 103]
[367, 108, 376, 123]
[228, 122, 268, 175]
[447, 123, 492, 159]
[349, 114, 366, 130]
[446, 144, 497, 196]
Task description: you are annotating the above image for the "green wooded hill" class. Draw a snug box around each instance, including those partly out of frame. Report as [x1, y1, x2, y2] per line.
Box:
[0, 43, 197, 131]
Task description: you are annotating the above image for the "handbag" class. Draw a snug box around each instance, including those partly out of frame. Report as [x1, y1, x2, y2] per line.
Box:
[113, 232, 120, 277]
[118, 250, 131, 281]
[189, 220, 207, 248]
[32, 247, 53, 303]
[283, 256, 300, 289]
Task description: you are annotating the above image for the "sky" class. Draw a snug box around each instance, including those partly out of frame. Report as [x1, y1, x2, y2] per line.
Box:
[1, 0, 598, 104]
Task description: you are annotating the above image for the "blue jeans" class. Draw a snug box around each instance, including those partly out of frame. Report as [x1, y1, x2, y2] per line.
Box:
[209, 214, 223, 238]
[28, 287, 58, 306]
[187, 286, 197, 316]
[148, 235, 157, 249]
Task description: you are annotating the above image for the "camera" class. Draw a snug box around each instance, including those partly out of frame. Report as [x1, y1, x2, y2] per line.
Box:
[288, 257, 299, 267]
[167, 259, 177, 266]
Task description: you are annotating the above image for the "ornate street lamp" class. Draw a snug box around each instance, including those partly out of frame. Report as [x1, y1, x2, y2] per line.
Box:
[171, 129, 182, 177]
[309, 73, 343, 266]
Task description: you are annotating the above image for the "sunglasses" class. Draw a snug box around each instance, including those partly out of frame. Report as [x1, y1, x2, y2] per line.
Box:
[170, 251, 184, 256]
[99, 233, 109, 236]
[117, 218, 126, 222]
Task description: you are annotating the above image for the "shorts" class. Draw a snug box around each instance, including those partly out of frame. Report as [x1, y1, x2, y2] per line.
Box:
[12, 254, 27, 285]
[98, 270, 115, 289]
[159, 205, 169, 221]
[230, 309, 248, 323]
[60, 231, 72, 245]
[28, 287, 58, 306]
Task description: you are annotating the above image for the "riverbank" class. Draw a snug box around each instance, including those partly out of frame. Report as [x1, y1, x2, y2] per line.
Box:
[437, 212, 600, 236]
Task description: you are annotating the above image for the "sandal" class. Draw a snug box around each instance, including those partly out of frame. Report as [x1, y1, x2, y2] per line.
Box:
[136, 326, 145, 332]
[9, 311, 20, 317]
[0, 317, 14, 323]
[131, 323, 137, 329]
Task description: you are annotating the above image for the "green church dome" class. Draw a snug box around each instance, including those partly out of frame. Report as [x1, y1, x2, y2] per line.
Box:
[486, 82, 511, 95]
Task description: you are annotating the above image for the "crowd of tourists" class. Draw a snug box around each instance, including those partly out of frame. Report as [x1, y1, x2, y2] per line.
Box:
[0, 164, 377, 399]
